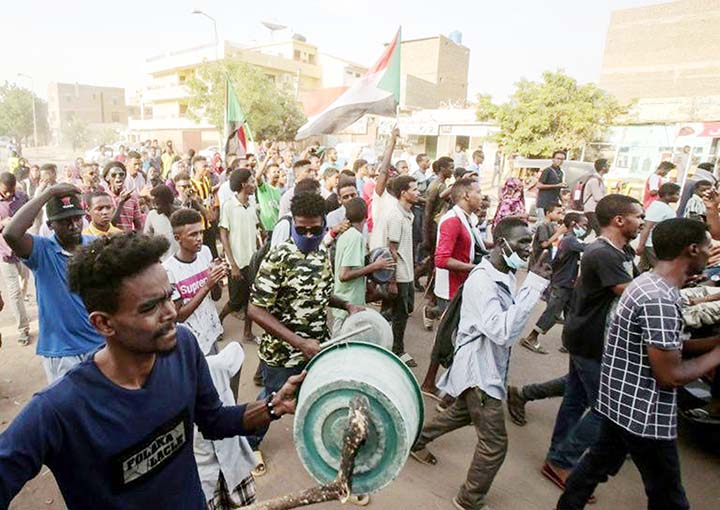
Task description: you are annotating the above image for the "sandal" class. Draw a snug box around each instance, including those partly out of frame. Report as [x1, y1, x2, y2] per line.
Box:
[410, 447, 438, 466]
[251, 450, 267, 477]
[421, 387, 445, 403]
[541, 463, 596, 504]
[520, 337, 549, 355]
[400, 353, 418, 368]
[683, 405, 720, 423]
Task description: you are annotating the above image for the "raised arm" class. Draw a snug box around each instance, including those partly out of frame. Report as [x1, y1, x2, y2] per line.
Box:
[374, 128, 399, 197]
[4, 183, 79, 258]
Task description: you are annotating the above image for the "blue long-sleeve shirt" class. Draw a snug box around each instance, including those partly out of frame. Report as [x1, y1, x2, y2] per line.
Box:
[437, 258, 548, 400]
[0, 326, 247, 509]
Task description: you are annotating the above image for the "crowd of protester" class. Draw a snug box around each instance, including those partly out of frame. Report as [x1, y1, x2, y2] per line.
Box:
[0, 132, 718, 510]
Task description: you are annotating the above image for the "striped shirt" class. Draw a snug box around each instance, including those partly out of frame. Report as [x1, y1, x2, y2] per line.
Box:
[104, 186, 143, 232]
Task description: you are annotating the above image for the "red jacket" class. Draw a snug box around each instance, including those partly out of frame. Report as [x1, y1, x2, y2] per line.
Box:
[435, 214, 473, 299]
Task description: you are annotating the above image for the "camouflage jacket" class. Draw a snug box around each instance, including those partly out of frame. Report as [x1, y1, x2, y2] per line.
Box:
[252, 240, 333, 367]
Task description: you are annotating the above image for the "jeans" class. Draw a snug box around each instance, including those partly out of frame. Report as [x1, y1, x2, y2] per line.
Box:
[534, 286, 572, 334]
[413, 387, 507, 509]
[557, 415, 689, 510]
[245, 361, 305, 449]
[546, 355, 603, 470]
[521, 375, 568, 402]
[391, 282, 415, 355]
[0, 261, 29, 341]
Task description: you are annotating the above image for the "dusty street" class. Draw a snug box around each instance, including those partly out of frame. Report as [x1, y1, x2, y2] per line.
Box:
[1, 279, 719, 510]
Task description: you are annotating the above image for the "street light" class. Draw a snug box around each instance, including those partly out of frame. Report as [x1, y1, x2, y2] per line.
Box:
[17, 73, 38, 147]
[192, 9, 219, 61]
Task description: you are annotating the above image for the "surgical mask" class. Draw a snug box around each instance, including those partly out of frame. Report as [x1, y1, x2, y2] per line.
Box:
[573, 227, 587, 238]
[502, 239, 528, 270]
[291, 222, 326, 254]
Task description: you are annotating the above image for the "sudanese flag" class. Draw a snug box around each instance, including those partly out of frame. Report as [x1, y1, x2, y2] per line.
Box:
[224, 79, 252, 159]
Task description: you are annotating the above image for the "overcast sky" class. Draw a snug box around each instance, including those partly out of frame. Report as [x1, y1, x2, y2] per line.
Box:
[2, 0, 667, 103]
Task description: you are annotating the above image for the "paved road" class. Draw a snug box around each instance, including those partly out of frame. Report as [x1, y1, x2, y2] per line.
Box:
[1, 280, 719, 510]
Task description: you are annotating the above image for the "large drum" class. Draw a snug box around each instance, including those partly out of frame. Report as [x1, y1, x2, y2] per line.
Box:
[293, 341, 424, 494]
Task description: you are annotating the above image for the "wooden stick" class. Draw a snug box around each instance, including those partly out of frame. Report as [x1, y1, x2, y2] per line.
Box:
[244, 395, 370, 510]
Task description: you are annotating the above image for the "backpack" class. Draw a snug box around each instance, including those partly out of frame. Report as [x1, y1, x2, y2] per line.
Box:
[571, 174, 600, 211]
[432, 284, 464, 368]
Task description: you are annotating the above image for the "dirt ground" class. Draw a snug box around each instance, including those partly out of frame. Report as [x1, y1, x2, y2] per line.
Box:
[1, 279, 719, 510]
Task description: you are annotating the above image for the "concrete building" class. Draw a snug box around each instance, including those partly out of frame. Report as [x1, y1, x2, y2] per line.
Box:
[400, 34, 470, 109]
[600, 0, 720, 122]
[131, 38, 349, 150]
[47, 82, 127, 145]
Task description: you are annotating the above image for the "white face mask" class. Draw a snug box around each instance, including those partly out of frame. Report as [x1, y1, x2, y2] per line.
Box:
[573, 227, 587, 238]
[502, 239, 528, 270]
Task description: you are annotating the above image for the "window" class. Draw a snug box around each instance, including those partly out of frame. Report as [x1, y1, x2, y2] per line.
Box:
[179, 74, 186, 83]
[64, 94, 72, 103]
[111, 96, 119, 106]
[179, 104, 188, 115]
[111, 112, 120, 122]
[92, 93, 97, 101]
[294, 50, 301, 61]
[308, 54, 315, 64]
[265, 74, 276, 83]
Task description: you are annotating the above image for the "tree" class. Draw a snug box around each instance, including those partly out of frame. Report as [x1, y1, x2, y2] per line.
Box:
[186, 60, 306, 141]
[474, 94, 498, 122]
[475, 70, 627, 158]
[0, 82, 49, 142]
[61, 114, 90, 151]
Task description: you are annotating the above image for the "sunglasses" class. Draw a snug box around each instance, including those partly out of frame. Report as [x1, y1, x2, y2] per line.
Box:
[294, 225, 324, 236]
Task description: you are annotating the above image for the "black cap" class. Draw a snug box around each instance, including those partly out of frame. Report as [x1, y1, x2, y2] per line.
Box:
[46, 193, 85, 222]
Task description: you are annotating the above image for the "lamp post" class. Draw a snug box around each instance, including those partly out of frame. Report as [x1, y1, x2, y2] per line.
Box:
[191, 9, 219, 61]
[17, 73, 38, 147]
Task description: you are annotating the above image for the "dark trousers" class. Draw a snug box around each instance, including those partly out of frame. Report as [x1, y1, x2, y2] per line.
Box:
[391, 282, 414, 355]
[557, 415, 689, 510]
[521, 375, 568, 401]
[535, 286, 573, 334]
[246, 361, 304, 449]
[203, 223, 219, 259]
[547, 355, 603, 469]
[413, 387, 507, 509]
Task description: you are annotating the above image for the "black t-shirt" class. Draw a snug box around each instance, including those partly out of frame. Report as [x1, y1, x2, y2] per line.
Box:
[537, 166, 564, 209]
[532, 221, 557, 263]
[562, 238, 636, 360]
[551, 234, 585, 288]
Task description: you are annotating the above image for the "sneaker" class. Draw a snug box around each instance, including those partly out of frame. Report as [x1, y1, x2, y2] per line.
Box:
[399, 353, 418, 367]
[17, 334, 30, 347]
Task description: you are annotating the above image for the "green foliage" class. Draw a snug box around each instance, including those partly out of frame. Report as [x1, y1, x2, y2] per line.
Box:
[186, 60, 307, 141]
[475, 70, 626, 158]
[0, 82, 49, 141]
[474, 94, 498, 122]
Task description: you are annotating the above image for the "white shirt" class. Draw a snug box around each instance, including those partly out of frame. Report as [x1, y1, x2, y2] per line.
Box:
[368, 190, 398, 251]
[194, 342, 256, 502]
[164, 246, 223, 355]
[644, 200, 676, 247]
[143, 209, 178, 261]
[437, 259, 548, 400]
[278, 186, 295, 218]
